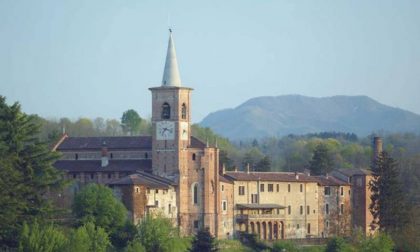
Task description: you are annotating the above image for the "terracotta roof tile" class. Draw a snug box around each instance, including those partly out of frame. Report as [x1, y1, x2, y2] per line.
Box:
[108, 171, 175, 188]
[225, 171, 318, 183]
[56, 136, 152, 150]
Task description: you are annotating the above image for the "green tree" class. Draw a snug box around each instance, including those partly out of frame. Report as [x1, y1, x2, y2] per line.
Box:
[72, 183, 127, 233]
[189, 227, 217, 252]
[18, 221, 68, 252]
[309, 143, 334, 175]
[272, 240, 299, 252]
[121, 109, 142, 136]
[67, 222, 110, 252]
[256, 155, 271, 172]
[325, 237, 352, 252]
[125, 240, 146, 252]
[0, 96, 64, 247]
[136, 214, 186, 252]
[356, 233, 394, 252]
[369, 151, 408, 233]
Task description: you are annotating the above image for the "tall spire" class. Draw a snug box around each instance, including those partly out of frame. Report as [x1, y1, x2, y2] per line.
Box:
[162, 29, 182, 87]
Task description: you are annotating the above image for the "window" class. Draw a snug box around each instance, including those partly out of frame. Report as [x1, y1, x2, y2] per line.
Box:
[340, 187, 344, 196]
[161, 102, 171, 119]
[276, 184, 279, 192]
[300, 184, 303, 192]
[307, 206, 310, 215]
[181, 103, 187, 119]
[326, 204, 329, 214]
[108, 173, 112, 179]
[221, 185, 224, 192]
[155, 200, 159, 206]
[260, 184, 265, 192]
[238, 186, 245, 195]
[136, 187, 140, 193]
[72, 173, 77, 179]
[147, 188, 150, 194]
[251, 194, 258, 203]
[193, 183, 199, 205]
[110, 153, 113, 159]
[168, 204, 172, 214]
[288, 205, 291, 215]
[75, 153, 78, 160]
[155, 189, 159, 193]
[90, 173, 94, 179]
[192, 153, 196, 161]
[268, 184, 273, 192]
[194, 220, 199, 229]
[326, 221, 329, 228]
[307, 223, 311, 234]
[297, 224, 300, 229]
[300, 205, 303, 215]
[288, 184, 291, 192]
[222, 200, 227, 212]
[340, 203, 344, 214]
[324, 186, 331, 196]
[144, 152, 148, 159]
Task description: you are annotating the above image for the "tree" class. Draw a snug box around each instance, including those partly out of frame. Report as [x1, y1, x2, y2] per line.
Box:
[325, 237, 352, 252]
[121, 109, 142, 136]
[309, 143, 334, 175]
[369, 151, 408, 233]
[189, 227, 217, 252]
[136, 214, 185, 252]
[72, 183, 127, 233]
[67, 222, 110, 252]
[0, 96, 64, 247]
[256, 155, 271, 172]
[18, 221, 68, 252]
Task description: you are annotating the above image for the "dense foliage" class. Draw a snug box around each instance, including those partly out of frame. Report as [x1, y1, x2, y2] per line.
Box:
[189, 227, 218, 252]
[370, 151, 408, 233]
[72, 183, 127, 233]
[0, 96, 65, 247]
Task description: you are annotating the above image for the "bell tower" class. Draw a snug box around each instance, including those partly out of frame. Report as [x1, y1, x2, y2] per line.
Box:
[150, 30, 193, 179]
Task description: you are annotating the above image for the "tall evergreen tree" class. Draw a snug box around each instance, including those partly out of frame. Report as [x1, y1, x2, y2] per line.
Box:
[0, 96, 64, 247]
[309, 143, 334, 175]
[189, 227, 218, 252]
[369, 151, 408, 233]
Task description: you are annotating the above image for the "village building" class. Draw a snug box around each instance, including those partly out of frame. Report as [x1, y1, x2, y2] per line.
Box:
[53, 30, 376, 240]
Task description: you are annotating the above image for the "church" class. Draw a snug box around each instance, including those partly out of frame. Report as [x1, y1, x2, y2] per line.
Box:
[53, 31, 375, 240]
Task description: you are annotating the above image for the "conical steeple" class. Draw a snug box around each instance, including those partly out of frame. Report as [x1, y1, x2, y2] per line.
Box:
[162, 30, 182, 87]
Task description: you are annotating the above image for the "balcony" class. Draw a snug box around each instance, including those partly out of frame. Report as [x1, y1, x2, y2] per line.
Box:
[235, 203, 286, 223]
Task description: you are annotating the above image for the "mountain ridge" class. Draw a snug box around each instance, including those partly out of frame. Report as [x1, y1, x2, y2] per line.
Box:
[200, 95, 420, 140]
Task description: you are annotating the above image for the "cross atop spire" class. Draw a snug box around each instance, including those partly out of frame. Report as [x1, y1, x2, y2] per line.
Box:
[162, 29, 182, 87]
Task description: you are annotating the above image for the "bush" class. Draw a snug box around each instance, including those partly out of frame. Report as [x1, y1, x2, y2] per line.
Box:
[67, 222, 110, 252]
[136, 214, 186, 252]
[357, 233, 394, 252]
[190, 227, 217, 252]
[125, 240, 146, 252]
[326, 237, 352, 252]
[18, 221, 68, 252]
[272, 240, 299, 252]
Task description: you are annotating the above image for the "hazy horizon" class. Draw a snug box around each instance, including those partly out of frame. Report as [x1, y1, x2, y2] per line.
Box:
[1, 1, 420, 123]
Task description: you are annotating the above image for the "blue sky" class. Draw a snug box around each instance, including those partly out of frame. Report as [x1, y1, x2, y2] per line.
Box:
[1, 0, 419, 122]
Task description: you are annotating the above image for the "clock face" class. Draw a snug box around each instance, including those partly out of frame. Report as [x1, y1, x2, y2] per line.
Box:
[180, 122, 189, 140]
[156, 121, 175, 140]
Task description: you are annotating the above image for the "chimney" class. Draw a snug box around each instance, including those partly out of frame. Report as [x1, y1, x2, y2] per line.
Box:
[101, 141, 109, 167]
[234, 166, 238, 172]
[246, 163, 250, 174]
[295, 172, 299, 180]
[373, 136, 383, 164]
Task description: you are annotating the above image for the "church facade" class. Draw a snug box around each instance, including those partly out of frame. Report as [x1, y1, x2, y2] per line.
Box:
[53, 31, 375, 240]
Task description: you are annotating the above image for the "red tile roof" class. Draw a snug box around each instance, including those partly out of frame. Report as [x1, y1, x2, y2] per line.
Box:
[108, 171, 175, 188]
[225, 171, 318, 183]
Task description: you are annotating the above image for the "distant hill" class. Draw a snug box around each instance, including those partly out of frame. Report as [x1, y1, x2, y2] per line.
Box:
[200, 95, 420, 140]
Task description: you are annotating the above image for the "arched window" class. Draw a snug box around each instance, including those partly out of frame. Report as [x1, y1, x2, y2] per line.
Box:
[192, 183, 199, 205]
[162, 103, 171, 119]
[181, 103, 187, 119]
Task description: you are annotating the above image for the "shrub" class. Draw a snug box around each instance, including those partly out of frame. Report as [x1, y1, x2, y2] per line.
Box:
[18, 221, 68, 252]
[272, 240, 299, 252]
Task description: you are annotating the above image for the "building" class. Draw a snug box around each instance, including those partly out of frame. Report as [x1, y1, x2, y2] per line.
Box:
[53, 30, 369, 240]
